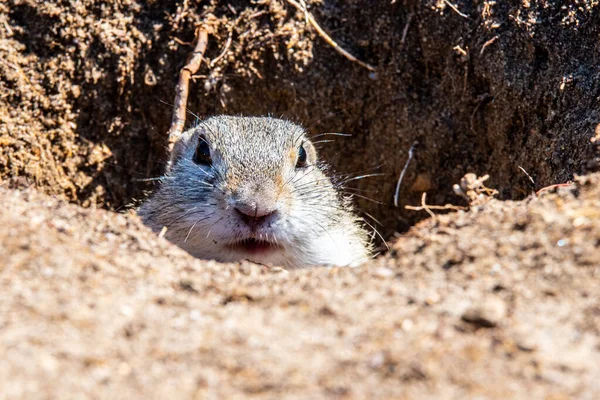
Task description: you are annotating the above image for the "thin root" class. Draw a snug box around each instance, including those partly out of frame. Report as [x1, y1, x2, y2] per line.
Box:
[405, 192, 467, 218]
[286, 0, 375, 72]
[401, 13, 413, 46]
[444, 0, 470, 19]
[394, 141, 418, 207]
[518, 166, 535, 186]
[480, 35, 498, 55]
[535, 183, 574, 196]
[210, 29, 233, 67]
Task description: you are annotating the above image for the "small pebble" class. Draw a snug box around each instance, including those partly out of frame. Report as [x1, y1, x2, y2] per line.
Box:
[120, 305, 134, 317]
[369, 351, 386, 369]
[401, 319, 414, 331]
[373, 267, 394, 278]
[514, 328, 538, 352]
[118, 362, 132, 376]
[425, 292, 440, 305]
[189, 310, 201, 321]
[461, 296, 507, 328]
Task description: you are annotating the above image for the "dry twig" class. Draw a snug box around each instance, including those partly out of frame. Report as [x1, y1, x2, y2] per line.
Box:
[453, 45, 468, 56]
[480, 35, 498, 55]
[158, 226, 168, 238]
[286, 0, 375, 72]
[444, 0, 470, 19]
[518, 166, 535, 186]
[168, 29, 209, 151]
[405, 192, 467, 219]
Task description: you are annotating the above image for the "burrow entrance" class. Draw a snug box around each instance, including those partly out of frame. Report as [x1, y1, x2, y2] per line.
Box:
[1, 0, 598, 241]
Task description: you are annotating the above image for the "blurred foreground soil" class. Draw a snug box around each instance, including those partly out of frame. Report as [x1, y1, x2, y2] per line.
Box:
[0, 174, 598, 399]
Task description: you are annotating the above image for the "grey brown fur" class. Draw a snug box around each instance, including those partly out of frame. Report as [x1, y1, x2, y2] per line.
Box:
[138, 116, 372, 268]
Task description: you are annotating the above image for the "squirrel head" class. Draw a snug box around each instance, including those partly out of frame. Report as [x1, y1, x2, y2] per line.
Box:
[140, 115, 370, 268]
[170, 116, 319, 220]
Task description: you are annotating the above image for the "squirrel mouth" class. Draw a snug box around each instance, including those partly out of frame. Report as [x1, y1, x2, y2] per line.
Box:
[226, 238, 281, 255]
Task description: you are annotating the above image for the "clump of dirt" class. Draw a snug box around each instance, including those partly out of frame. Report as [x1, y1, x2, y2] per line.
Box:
[1, 173, 598, 398]
[587, 123, 600, 172]
[1, 1, 599, 234]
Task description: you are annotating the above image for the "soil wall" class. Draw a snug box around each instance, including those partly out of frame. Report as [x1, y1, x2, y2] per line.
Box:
[1, 0, 599, 235]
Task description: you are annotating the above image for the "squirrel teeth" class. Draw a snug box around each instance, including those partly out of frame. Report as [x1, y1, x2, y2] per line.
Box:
[227, 238, 281, 255]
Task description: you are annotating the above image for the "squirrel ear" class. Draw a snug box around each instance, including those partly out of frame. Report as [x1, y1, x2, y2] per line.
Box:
[302, 139, 318, 163]
[167, 127, 203, 171]
[167, 140, 186, 171]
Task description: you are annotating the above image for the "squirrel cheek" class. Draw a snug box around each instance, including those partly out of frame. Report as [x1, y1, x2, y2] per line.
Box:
[277, 183, 294, 211]
[287, 146, 298, 165]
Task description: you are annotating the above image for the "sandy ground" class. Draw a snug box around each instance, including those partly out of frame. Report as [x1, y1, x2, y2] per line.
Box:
[1, 173, 598, 399]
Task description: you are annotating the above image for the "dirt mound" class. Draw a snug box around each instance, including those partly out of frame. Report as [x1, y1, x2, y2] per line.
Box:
[2, 1, 599, 233]
[1, 174, 598, 398]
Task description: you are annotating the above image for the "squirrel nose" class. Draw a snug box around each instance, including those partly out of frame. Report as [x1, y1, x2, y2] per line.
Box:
[234, 202, 277, 226]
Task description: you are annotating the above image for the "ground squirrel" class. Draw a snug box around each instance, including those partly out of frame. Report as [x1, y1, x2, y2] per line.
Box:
[138, 116, 372, 268]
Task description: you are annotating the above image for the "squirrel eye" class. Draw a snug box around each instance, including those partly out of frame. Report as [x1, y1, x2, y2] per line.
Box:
[296, 144, 308, 168]
[193, 136, 212, 166]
